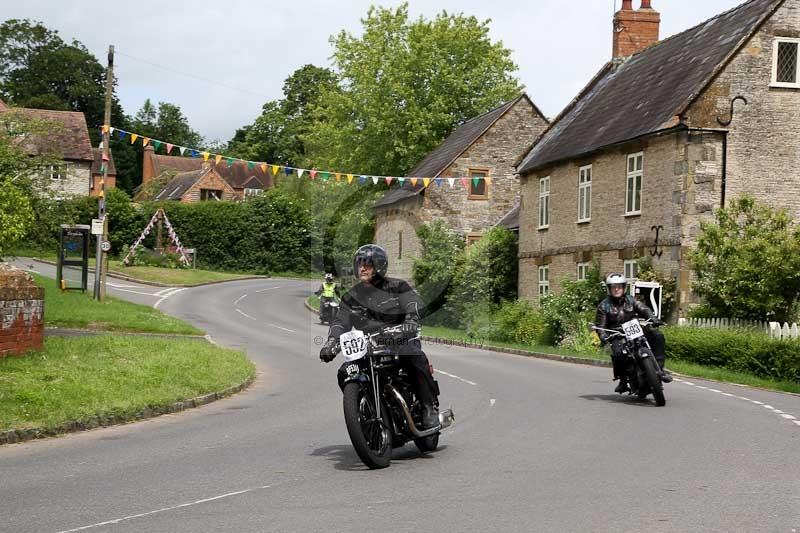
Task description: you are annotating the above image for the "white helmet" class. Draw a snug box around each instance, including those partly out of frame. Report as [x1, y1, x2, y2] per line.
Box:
[324, 273, 334, 283]
[605, 272, 627, 294]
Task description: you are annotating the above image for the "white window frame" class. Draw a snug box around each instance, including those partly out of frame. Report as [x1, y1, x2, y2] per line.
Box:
[771, 37, 800, 88]
[538, 176, 550, 229]
[48, 164, 65, 181]
[577, 165, 592, 223]
[577, 262, 590, 281]
[538, 265, 550, 297]
[625, 153, 643, 215]
[244, 188, 261, 198]
[624, 259, 639, 281]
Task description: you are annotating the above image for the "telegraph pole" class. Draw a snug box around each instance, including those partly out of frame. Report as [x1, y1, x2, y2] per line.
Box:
[94, 45, 114, 300]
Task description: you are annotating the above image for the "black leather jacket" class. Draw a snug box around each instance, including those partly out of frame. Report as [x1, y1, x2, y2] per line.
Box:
[327, 276, 422, 339]
[594, 295, 654, 343]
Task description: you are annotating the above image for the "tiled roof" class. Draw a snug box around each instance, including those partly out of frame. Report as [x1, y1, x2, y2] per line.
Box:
[92, 148, 116, 176]
[151, 153, 271, 189]
[494, 204, 520, 231]
[518, 0, 783, 174]
[154, 169, 205, 201]
[1, 107, 93, 161]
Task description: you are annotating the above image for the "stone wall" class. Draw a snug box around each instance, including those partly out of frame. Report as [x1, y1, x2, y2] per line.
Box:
[0, 264, 44, 357]
[44, 162, 91, 198]
[374, 196, 425, 280]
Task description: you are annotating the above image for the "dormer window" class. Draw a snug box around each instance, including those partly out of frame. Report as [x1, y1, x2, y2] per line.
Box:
[771, 37, 800, 88]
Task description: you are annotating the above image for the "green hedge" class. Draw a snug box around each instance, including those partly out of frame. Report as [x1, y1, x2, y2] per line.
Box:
[664, 327, 800, 382]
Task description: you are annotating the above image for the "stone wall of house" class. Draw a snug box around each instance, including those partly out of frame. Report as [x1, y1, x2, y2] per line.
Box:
[423, 98, 548, 237]
[181, 171, 236, 203]
[0, 264, 44, 357]
[374, 195, 425, 280]
[518, 130, 725, 315]
[685, 0, 800, 219]
[45, 162, 91, 198]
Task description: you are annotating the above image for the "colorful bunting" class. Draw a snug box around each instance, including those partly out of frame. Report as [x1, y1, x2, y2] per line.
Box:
[435, 178, 442, 187]
[247, 161, 255, 170]
[166, 143, 173, 154]
[142, 137, 150, 147]
[460, 177, 468, 188]
[347, 174, 354, 184]
[485, 177, 492, 186]
[271, 164, 280, 176]
[297, 169, 305, 178]
[410, 178, 418, 187]
[472, 177, 480, 188]
[398, 177, 406, 185]
[372, 176, 379, 185]
[191, 150, 199, 158]
[215, 154, 223, 165]
[310, 170, 317, 179]
[448, 178, 455, 188]
[202, 152, 210, 161]
[153, 140, 162, 151]
[386, 177, 393, 186]
[359, 175, 367, 184]
[130, 134, 138, 144]
[227, 157, 235, 167]
[117, 130, 126, 140]
[284, 167, 293, 176]
[335, 173, 341, 182]
[179, 147, 186, 156]
[260, 163, 267, 173]
[422, 178, 431, 187]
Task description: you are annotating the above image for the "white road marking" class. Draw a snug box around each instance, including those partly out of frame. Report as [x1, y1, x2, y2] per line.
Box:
[256, 286, 282, 293]
[112, 287, 162, 297]
[781, 414, 796, 420]
[269, 323, 296, 333]
[751, 400, 764, 405]
[708, 388, 722, 393]
[490, 399, 496, 407]
[435, 369, 477, 386]
[676, 381, 798, 429]
[236, 309, 256, 321]
[153, 288, 186, 309]
[794, 420, 800, 427]
[106, 282, 139, 288]
[763, 405, 775, 410]
[234, 294, 247, 305]
[153, 287, 178, 297]
[56, 486, 271, 532]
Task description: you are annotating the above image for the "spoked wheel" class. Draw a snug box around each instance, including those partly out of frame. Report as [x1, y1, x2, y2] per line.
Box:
[343, 382, 392, 469]
[642, 355, 666, 406]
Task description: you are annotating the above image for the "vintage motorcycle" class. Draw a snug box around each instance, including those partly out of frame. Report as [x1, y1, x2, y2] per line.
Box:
[319, 298, 339, 325]
[592, 318, 667, 406]
[335, 324, 454, 469]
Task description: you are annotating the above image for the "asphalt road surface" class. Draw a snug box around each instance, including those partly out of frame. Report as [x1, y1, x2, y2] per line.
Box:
[2, 262, 799, 532]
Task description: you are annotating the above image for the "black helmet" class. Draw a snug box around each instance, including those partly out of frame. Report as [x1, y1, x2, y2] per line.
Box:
[353, 244, 388, 279]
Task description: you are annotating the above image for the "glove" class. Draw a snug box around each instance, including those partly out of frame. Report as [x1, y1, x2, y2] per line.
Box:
[319, 337, 338, 363]
[400, 321, 420, 338]
[651, 318, 665, 327]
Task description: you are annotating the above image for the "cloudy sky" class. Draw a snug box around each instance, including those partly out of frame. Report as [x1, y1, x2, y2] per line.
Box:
[5, 0, 747, 144]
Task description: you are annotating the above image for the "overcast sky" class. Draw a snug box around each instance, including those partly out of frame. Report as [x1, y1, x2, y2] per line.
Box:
[5, 0, 746, 144]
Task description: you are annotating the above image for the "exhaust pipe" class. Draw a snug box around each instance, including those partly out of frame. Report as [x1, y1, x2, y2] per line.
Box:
[385, 385, 454, 438]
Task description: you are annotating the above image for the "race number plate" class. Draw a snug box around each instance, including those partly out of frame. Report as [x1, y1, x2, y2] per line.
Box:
[621, 319, 644, 341]
[340, 329, 368, 361]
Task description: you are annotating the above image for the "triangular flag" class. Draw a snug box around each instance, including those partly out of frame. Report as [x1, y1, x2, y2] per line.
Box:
[165, 143, 173, 154]
[310, 170, 317, 179]
[460, 177, 468, 188]
[359, 175, 367, 184]
[472, 177, 480, 188]
[410, 178, 418, 187]
[247, 161, 255, 170]
[284, 167, 293, 176]
[100, 163, 106, 173]
[142, 137, 150, 147]
[297, 169, 305, 178]
[385, 177, 393, 186]
[130, 134, 138, 144]
[435, 178, 442, 187]
[260, 163, 267, 173]
[227, 157, 235, 167]
[271, 164, 280, 176]
[335, 173, 341, 182]
[109, 127, 115, 134]
[347, 174, 354, 184]
[202, 152, 210, 161]
[423, 178, 431, 187]
[372, 176, 379, 185]
[153, 140, 162, 151]
[321, 172, 330, 181]
[448, 178, 455, 188]
[398, 177, 405, 185]
[191, 150, 199, 158]
[215, 154, 223, 165]
[117, 130, 126, 140]
[485, 177, 492, 186]
[102, 125, 109, 133]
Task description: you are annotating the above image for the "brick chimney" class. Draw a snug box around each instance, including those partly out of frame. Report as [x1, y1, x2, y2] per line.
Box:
[142, 145, 156, 184]
[613, 0, 660, 59]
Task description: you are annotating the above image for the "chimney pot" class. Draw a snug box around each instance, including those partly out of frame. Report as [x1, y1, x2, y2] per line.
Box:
[613, 0, 660, 58]
[622, 0, 633, 9]
[640, 0, 652, 8]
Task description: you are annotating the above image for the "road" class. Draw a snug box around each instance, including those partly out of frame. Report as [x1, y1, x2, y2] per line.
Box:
[2, 260, 799, 532]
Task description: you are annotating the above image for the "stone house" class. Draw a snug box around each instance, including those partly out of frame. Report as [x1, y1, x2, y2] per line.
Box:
[373, 94, 549, 279]
[516, 0, 800, 317]
[0, 101, 99, 198]
[152, 165, 237, 202]
[141, 145, 271, 201]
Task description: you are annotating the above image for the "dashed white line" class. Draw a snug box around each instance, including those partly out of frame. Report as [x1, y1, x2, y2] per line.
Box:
[435, 369, 477, 386]
[234, 294, 248, 305]
[256, 286, 282, 293]
[56, 486, 271, 532]
[781, 414, 797, 420]
[269, 323, 295, 333]
[236, 309, 256, 321]
[490, 399, 497, 407]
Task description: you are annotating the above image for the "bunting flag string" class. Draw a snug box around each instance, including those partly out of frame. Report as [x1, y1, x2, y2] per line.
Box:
[104, 125, 518, 189]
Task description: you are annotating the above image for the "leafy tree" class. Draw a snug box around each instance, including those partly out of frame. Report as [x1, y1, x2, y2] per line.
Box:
[451, 227, 518, 311]
[540, 263, 606, 347]
[412, 220, 466, 324]
[131, 99, 203, 148]
[304, 4, 522, 176]
[690, 195, 800, 322]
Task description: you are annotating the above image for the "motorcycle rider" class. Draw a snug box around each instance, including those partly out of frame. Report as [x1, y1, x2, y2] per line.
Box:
[318, 244, 440, 429]
[595, 272, 672, 394]
[314, 273, 339, 321]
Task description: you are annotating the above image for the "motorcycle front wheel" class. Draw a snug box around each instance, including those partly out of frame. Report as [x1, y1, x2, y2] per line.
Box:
[343, 382, 393, 469]
[642, 354, 666, 406]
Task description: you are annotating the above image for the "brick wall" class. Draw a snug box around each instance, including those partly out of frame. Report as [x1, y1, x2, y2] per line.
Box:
[181, 170, 236, 202]
[90, 174, 116, 197]
[0, 264, 44, 357]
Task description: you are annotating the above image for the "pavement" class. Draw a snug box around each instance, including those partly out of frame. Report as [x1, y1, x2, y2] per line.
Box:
[2, 259, 799, 532]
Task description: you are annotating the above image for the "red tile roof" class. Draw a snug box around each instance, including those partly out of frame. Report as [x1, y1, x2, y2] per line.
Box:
[0, 106, 93, 161]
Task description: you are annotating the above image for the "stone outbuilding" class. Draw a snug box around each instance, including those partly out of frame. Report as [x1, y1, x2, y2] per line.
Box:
[153, 165, 237, 202]
[373, 94, 549, 279]
[516, 0, 800, 316]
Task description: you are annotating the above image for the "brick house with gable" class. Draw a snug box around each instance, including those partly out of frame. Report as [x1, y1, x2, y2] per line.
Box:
[516, 0, 800, 316]
[152, 164, 237, 202]
[141, 145, 272, 201]
[373, 94, 549, 279]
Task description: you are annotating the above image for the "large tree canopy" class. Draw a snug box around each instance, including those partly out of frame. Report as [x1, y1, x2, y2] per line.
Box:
[303, 4, 522, 176]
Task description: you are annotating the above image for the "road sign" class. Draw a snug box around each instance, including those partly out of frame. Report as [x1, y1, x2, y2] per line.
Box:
[91, 218, 105, 235]
[101, 240, 111, 252]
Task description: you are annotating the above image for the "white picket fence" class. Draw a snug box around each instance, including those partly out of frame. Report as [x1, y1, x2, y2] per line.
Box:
[677, 317, 800, 341]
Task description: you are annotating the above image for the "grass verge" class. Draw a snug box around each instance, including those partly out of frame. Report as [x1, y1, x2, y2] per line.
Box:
[0, 335, 255, 432]
[35, 274, 201, 335]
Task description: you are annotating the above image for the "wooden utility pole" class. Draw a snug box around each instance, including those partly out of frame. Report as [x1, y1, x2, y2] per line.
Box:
[94, 45, 114, 300]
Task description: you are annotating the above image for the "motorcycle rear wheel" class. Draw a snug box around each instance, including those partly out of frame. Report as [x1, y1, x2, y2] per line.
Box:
[642, 354, 666, 406]
[343, 382, 392, 469]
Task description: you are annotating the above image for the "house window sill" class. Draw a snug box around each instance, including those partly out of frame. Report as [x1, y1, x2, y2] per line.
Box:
[623, 212, 641, 218]
[770, 82, 800, 89]
[537, 225, 549, 231]
[468, 196, 489, 201]
[576, 219, 591, 225]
